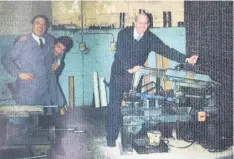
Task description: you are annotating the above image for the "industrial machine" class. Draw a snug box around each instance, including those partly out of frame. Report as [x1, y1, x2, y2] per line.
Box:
[120, 63, 225, 154]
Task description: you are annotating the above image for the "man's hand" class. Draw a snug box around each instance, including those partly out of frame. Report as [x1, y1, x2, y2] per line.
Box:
[18, 36, 27, 42]
[19, 73, 35, 80]
[51, 63, 59, 71]
[60, 105, 68, 115]
[128, 65, 142, 74]
[185, 55, 199, 64]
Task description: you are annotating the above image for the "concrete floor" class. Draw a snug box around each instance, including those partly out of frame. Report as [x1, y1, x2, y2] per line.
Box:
[49, 106, 233, 159]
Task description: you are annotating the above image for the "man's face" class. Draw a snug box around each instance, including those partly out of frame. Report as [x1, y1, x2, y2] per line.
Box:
[135, 14, 149, 35]
[54, 42, 66, 57]
[32, 17, 47, 37]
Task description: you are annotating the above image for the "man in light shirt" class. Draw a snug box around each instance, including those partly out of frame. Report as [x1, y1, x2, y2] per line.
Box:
[1, 15, 54, 105]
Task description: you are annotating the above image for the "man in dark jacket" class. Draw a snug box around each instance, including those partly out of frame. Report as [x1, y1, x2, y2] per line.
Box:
[49, 36, 73, 115]
[106, 13, 198, 147]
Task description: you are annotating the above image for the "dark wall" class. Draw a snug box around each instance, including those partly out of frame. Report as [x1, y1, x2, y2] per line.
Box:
[185, 1, 233, 119]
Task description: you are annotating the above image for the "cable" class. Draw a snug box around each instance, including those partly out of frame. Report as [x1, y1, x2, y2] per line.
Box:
[167, 140, 196, 149]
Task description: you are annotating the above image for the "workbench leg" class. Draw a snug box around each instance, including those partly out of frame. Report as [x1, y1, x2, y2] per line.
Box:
[120, 125, 133, 154]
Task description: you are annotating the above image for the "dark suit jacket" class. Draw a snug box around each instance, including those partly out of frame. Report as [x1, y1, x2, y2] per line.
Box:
[49, 54, 67, 106]
[110, 27, 186, 87]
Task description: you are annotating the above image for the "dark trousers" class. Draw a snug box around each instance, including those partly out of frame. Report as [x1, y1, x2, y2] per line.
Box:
[106, 72, 132, 142]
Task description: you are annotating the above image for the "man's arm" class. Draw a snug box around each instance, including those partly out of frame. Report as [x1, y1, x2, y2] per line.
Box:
[2, 38, 35, 80]
[54, 58, 65, 77]
[150, 34, 199, 64]
[1, 43, 22, 77]
[150, 34, 186, 63]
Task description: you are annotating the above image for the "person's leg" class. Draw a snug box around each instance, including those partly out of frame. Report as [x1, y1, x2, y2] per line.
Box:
[106, 77, 124, 147]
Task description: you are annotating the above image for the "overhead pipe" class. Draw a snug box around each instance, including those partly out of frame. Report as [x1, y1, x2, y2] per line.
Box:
[81, 32, 114, 42]
[79, 0, 87, 51]
[80, 32, 116, 51]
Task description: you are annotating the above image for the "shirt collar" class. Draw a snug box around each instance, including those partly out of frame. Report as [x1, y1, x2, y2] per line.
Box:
[32, 33, 45, 44]
[134, 27, 144, 40]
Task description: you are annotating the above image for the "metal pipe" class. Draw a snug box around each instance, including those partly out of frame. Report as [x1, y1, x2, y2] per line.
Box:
[69, 76, 75, 109]
[81, 0, 84, 42]
[168, 11, 172, 27]
[82, 51, 84, 106]
[81, 32, 115, 42]
[42, 105, 58, 108]
[119, 12, 122, 28]
[18, 155, 47, 159]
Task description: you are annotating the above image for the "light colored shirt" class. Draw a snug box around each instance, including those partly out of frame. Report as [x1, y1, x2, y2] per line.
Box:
[134, 27, 144, 40]
[32, 33, 45, 45]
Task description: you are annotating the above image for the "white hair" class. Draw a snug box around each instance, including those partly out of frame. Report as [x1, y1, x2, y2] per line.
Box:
[135, 13, 149, 24]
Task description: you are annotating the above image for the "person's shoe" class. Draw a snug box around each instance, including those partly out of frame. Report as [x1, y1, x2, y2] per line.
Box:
[107, 140, 116, 147]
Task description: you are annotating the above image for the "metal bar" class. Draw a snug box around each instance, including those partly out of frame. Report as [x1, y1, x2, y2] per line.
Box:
[74, 130, 85, 133]
[42, 105, 58, 108]
[18, 155, 47, 159]
[69, 76, 75, 109]
[81, 32, 115, 42]
[0, 146, 27, 150]
[141, 81, 156, 88]
[184, 95, 203, 98]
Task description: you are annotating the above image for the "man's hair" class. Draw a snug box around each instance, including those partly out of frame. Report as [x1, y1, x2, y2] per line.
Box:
[54, 36, 73, 52]
[31, 15, 50, 29]
[135, 13, 150, 24]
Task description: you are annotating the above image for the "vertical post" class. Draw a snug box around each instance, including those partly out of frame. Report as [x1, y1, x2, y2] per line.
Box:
[168, 11, 172, 27]
[99, 77, 107, 107]
[163, 12, 167, 27]
[69, 76, 75, 109]
[93, 72, 100, 108]
[122, 12, 125, 28]
[149, 13, 153, 28]
[119, 12, 122, 28]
